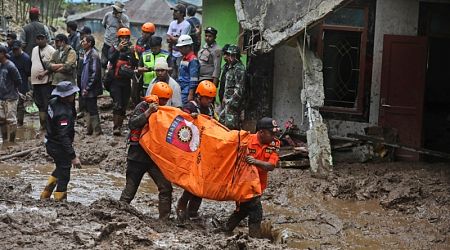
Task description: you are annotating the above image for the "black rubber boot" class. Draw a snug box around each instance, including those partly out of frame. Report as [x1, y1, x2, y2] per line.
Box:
[91, 115, 103, 135]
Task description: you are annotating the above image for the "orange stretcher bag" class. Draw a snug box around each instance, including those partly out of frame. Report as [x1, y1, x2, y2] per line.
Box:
[139, 106, 262, 202]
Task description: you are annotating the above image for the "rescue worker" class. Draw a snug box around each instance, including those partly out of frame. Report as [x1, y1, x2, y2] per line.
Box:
[80, 35, 103, 136]
[131, 22, 156, 106]
[176, 34, 199, 105]
[137, 36, 169, 97]
[198, 27, 221, 85]
[40, 81, 81, 201]
[219, 45, 246, 130]
[120, 82, 174, 221]
[220, 117, 280, 237]
[0, 45, 22, 143]
[176, 80, 216, 224]
[108, 27, 136, 136]
[145, 57, 182, 108]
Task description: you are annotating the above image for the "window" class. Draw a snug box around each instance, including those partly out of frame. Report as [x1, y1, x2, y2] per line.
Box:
[318, 7, 368, 114]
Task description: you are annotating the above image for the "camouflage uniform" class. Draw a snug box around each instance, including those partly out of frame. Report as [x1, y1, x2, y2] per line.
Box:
[219, 60, 246, 130]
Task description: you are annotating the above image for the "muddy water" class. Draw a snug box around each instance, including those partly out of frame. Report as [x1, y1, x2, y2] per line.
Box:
[0, 163, 158, 208]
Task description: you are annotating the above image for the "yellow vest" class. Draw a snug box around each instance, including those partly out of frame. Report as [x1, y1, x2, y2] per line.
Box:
[142, 51, 169, 87]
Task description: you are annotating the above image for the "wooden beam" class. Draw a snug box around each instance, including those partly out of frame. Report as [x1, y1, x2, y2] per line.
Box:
[279, 159, 310, 169]
[348, 134, 450, 160]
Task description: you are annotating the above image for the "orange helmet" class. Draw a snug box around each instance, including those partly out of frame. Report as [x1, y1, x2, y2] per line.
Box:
[196, 80, 217, 98]
[151, 82, 173, 99]
[141, 22, 156, 33]
[117, 27, 131, 37]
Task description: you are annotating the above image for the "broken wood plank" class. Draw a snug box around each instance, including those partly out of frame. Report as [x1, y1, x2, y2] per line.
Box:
[279, 159, 310, 169]
[348, 134, 450, 160]
[0, 147, 40, 161]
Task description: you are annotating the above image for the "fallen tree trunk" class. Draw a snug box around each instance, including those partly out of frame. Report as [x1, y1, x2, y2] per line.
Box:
[279, 159, 310, 169]
[0, 147, 40, 161]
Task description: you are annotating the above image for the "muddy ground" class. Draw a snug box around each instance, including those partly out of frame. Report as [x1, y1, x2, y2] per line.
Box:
[0, 98, 449, 249]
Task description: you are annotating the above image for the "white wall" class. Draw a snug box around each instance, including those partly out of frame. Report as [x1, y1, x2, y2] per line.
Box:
[272, 44, 304, 129]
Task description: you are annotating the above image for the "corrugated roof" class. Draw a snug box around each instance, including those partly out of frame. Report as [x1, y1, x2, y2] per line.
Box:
[67, 0, 173, 26]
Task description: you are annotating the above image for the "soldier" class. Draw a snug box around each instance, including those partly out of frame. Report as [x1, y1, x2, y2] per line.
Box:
[40, 81, 81, 201]
[120, 82, 174, 221]
[219, 45, 246, 130]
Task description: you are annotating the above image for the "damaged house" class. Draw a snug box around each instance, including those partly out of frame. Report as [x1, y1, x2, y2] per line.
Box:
[205, 0, 450, 167]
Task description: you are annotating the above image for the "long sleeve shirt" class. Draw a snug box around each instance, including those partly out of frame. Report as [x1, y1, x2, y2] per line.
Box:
[9, 52, 31, 94]
[0, 60, 22, 100]
[46, 45, 77, 85]
[178, 51, 199, 91]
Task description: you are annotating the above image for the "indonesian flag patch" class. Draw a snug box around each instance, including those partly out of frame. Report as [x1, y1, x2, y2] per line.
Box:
[60, 119, 69, 126]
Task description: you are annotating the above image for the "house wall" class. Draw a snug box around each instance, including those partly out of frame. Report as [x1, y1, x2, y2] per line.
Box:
[272, 44, 304, 129]
[202, 0, 240, 50]
[369, 0, 420, 125]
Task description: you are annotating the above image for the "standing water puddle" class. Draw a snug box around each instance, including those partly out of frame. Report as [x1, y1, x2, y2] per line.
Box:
[0, 163, 158, 209]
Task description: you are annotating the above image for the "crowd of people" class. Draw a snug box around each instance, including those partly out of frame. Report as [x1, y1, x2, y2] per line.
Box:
[0, 1, 281, 238]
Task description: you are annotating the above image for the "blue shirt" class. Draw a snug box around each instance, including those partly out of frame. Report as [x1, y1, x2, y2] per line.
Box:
[9, 51, 31, 94]
[178, 51, 199, 90]
[0, 60, 22, 100]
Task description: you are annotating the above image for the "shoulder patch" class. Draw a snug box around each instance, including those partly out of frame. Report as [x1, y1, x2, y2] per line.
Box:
[47, 106, 53, 119]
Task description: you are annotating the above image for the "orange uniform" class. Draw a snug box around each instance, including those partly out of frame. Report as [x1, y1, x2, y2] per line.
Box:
[247, 134, 280, 191]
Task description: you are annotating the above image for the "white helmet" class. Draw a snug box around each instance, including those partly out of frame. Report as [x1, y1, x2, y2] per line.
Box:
[176, 35, 193, 47]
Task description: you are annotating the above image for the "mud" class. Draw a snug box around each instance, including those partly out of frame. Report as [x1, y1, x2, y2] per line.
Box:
[0, 99, 449, 249]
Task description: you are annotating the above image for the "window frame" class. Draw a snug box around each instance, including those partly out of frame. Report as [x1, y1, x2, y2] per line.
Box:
[318, 6, 369, 115]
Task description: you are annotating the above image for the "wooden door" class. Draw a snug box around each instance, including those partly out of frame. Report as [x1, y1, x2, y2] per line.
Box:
[379, 35, 428, 160]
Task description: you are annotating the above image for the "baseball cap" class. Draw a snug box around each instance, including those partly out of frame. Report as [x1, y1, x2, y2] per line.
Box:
[29, 7, 40, 14]
[79, 26, 92, 35]
[54, 34, 68, 43]
[11, 40, 22, 49]
[0, 45, 8, 54]
[204, 27, 218, 36]
[149, 36, 162, 47]
[36, 33, 47, 39]
[171, 4, 186, 14]
[256, 117, 280, 133]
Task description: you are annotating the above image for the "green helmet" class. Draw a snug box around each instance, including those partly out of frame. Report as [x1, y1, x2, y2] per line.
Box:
[225, 44, 240, 55]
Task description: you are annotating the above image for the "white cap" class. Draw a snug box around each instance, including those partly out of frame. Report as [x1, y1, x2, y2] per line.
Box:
[154, 57, 170, 70]
[176, 35, 193, 47]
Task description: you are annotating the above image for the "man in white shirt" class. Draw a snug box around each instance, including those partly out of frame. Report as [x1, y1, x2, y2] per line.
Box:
[166, 3, 191, 79]
[30, 33, 56, 130]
